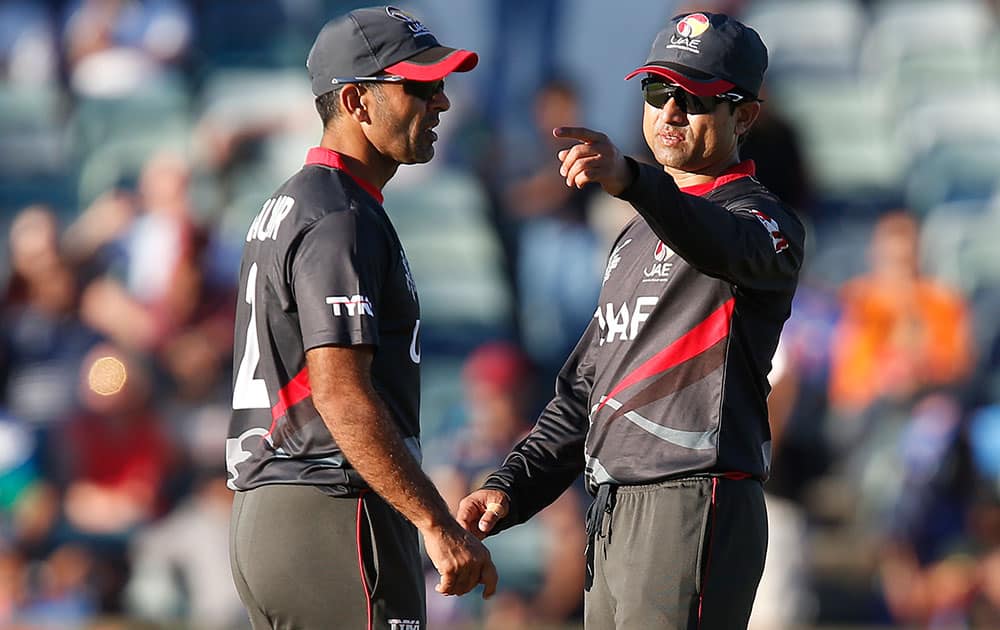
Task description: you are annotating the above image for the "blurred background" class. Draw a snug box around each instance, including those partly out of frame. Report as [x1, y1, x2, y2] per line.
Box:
[1, 0, 999, 628]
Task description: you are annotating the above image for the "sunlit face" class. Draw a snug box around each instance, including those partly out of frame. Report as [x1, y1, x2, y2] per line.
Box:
[364, 80, 450, 164]
[641, 88, 744, 174]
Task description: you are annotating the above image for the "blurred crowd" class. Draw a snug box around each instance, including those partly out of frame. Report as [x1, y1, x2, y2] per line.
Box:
[1, 0, 999, 629]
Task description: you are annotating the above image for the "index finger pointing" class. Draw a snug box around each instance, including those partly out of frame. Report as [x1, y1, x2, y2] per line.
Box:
[553, 126, 606, 144]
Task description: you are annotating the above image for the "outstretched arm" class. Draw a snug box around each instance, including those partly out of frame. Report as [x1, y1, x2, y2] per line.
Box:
[458, 321, 597, 537]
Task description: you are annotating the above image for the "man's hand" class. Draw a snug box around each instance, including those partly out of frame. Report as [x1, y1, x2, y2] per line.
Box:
[554, 126, 633, 196]
[423, 522, 498, 599]
[456, 489, 511, 540]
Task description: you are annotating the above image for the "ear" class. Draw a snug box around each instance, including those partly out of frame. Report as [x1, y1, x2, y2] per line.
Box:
[734, 100, 761, 137]
[340, 85, 371, 123]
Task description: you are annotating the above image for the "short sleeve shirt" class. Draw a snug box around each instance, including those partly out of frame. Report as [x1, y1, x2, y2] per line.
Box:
[226, 148, 421, 496]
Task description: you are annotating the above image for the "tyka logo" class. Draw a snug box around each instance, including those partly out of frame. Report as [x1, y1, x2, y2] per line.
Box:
[388, 619, 421, 630]
[325, 295, 374, 317]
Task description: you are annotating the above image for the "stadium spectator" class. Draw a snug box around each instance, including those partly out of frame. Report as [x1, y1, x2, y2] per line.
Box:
[55, 344, 175, 539]
[62, 0, 192, 98]
[126, 471, 244, 628]
[504, 77, 603, 380]
[0, 2, 58, 86]
[829, 211, 974, 416]
[873, 394, 979, 627]
[1, 205, 98, 427]
[75, 152, 235, 393]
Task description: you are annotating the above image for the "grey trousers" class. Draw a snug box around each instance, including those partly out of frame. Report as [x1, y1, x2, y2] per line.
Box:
[584, 476, 767, 630]
[230, 484, 425, 630]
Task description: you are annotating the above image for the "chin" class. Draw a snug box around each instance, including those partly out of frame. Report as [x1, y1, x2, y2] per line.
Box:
[411, 146, 435, 164]
[654, 150, 685, 169]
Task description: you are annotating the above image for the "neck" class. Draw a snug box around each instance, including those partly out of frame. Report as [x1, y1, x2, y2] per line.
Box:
[664, 150, 741, 189]
[319, 126, 398, 190]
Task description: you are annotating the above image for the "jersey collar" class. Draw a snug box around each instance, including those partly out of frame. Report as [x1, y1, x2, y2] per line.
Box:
[678, 160, 756, 197]
[305, 147, 384, 205]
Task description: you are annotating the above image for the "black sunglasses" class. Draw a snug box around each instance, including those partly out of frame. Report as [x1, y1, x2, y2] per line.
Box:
[640, 77, 747, 115]
[329, 75, 445, 101]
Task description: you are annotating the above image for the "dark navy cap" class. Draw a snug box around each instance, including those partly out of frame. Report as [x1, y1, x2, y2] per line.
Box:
[625, 12, 768, 98]
[307, 5, 479, 96]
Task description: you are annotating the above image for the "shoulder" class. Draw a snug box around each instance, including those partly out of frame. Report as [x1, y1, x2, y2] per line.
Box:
[720, 178, 805, 241]
[275, 167, 388, 239]
[278, 166, 354, 223]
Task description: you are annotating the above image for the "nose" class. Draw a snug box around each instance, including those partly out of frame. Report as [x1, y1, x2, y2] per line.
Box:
[431, 88, 450, 113]
[660, 96, 687, 124]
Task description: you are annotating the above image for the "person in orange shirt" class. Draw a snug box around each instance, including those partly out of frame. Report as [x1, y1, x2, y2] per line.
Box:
[829, 211, 973, 414]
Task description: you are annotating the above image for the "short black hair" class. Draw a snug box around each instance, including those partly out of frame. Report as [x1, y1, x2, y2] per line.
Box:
[315, 82, 386, 129]
[728, 93, 758, 147]
[315, 86, 344, 128]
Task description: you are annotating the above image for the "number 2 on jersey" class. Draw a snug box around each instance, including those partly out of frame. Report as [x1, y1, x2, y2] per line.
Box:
[233, 262, 270, 409]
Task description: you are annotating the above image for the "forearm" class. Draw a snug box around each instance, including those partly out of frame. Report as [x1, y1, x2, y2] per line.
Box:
[320, 393, 453, 532]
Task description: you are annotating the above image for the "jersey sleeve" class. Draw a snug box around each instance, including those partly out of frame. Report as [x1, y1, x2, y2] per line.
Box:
[618, 159, 805, 293]
[290, 209, 388, 351]
[480, 318, 596, 530]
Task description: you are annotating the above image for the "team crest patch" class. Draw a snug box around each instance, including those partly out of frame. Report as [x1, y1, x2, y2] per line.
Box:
[748, 209, 790, 253]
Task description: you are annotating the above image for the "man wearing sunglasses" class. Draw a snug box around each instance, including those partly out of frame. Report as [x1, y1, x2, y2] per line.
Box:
[459, 11, 804, 630]
[227, 6, 497, 629]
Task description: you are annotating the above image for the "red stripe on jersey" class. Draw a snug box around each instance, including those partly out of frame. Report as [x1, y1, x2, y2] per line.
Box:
[597, 298, 735, 414]
[270, 366, 311, 424]
[679, 160, 756, 197]
[305, 147, 384, 205]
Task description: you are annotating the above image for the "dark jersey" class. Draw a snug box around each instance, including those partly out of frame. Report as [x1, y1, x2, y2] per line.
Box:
[483, 159, 805, 524]
[226, 147, 421, 497]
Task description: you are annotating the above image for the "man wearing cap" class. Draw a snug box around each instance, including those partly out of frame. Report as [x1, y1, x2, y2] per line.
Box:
[458, 11, 805, 629]
[227, 6, 495, 629]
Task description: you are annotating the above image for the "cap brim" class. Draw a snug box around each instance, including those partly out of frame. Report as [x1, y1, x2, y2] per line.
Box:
[624, 64, 734, 97]
[384, 47, 479, 81]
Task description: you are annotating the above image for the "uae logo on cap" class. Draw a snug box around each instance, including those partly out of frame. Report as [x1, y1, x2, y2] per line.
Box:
[676, 13, 710, 38]
[386, 6, 431, 36]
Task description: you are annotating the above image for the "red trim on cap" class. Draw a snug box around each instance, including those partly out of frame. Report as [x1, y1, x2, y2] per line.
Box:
[625, 65, 735, 97]
[305, 147, 384, 204]
[679, 160, 756, 197]
[384, 49, 478, 81]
